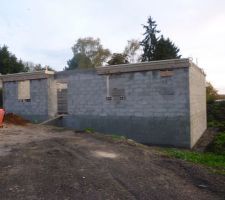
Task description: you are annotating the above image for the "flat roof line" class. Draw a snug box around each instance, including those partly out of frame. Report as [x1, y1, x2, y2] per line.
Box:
[0, 58, 205, 81]
[0, 70, 55, 82]
[96, 58, 191, 75]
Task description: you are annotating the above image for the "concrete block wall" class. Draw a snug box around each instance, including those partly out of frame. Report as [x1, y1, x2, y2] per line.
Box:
[57, 67, 191, 147]
[1, 60, 206, 148]
[3, 79, 49, 122]
[65, 69, 190, 117]
[189, 65, 207, 147]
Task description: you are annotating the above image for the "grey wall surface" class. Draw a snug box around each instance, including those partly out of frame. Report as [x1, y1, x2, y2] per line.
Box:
[57, 67, 191, 147]
[2, 64, 206, 148]
[3, 79, 49, 122]
[189, 66, 207, 147]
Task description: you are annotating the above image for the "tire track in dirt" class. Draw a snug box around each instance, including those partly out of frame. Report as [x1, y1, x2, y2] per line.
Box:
[109, 173, 138, 200]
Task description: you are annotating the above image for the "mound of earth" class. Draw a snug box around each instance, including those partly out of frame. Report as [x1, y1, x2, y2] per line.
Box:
[3, 113, 29, 125]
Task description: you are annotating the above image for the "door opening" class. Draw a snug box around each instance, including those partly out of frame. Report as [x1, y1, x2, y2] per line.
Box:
[57, 82, 68, 114]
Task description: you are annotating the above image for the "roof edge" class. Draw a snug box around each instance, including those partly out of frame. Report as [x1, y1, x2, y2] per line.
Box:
[96, 58, 191, 75]
[0, 70, 55, 82]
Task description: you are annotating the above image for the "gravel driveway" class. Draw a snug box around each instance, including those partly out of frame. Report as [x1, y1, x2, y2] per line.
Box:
[0, 124, 224, 200]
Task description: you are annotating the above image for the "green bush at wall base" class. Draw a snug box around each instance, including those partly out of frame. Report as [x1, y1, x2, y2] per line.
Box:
[207, 132, 225, 155]
[207, 101, 225, 132]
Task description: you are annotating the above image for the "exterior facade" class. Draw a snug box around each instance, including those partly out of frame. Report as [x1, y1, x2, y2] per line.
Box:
[0, 59, 207, 148]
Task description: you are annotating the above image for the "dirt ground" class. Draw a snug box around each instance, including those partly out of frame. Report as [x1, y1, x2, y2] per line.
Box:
[0, 124, 224, 200]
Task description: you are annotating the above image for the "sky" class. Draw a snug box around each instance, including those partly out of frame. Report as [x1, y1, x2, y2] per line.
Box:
[0, 0, 225, 93]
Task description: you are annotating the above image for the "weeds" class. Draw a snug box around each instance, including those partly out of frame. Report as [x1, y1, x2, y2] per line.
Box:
[84, 128, 95, 133]
[207, 132, 225, 155]
[162, 148, 225, 175]
[110, 134, 127, 141]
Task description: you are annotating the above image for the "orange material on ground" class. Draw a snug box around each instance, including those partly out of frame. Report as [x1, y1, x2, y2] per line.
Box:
[3, 113, 29, 126]
[0, 109, 5, 127]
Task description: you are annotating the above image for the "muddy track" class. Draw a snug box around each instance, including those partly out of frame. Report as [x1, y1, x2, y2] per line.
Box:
[0, 124, 224, 200]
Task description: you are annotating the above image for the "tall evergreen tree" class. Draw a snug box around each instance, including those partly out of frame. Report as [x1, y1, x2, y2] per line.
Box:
[140, 16, 181, 61]
[0, 45, 28, 74]
[153, 36, 181, 60]
[140, 17, 160, 61]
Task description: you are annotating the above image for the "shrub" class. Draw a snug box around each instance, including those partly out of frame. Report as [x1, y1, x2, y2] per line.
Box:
[207, 101, 225, 131]
[207, 132, 225, 155]
[206, 82, 219, 104]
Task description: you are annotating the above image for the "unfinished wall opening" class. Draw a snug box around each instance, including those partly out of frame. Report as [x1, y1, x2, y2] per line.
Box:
[18, 80, 31, 102]
[57, 82, 68, 114]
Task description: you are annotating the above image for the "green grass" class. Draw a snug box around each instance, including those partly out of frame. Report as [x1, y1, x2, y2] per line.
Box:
[84, 128, 127, 141]
[162, 148, 225, 175]
[208, 120, 225, 131]
[110, 134, 127, 141]
[84, 127, 95, 133]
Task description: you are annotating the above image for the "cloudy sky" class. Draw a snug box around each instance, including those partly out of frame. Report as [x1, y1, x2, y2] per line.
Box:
[0, 0, 225, 93]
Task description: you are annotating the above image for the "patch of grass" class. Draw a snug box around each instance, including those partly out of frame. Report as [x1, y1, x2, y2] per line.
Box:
[110, 134, 127, 141]
[84, 128, 95, 133]
[207, 132, 225, 155]
[160, 102, 225, 174]
[162, 148, 225, 175]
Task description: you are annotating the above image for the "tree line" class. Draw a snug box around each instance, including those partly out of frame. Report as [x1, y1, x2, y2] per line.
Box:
[0, 16, 222, 107]
[0, 16, 220, 99]
[0, 45, 54, 75]
[0, 16, 181, 75]
[66, 16, 181, 70]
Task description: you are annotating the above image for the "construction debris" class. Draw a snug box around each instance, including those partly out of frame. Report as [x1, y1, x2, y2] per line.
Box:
[4, 113, 29, 125]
